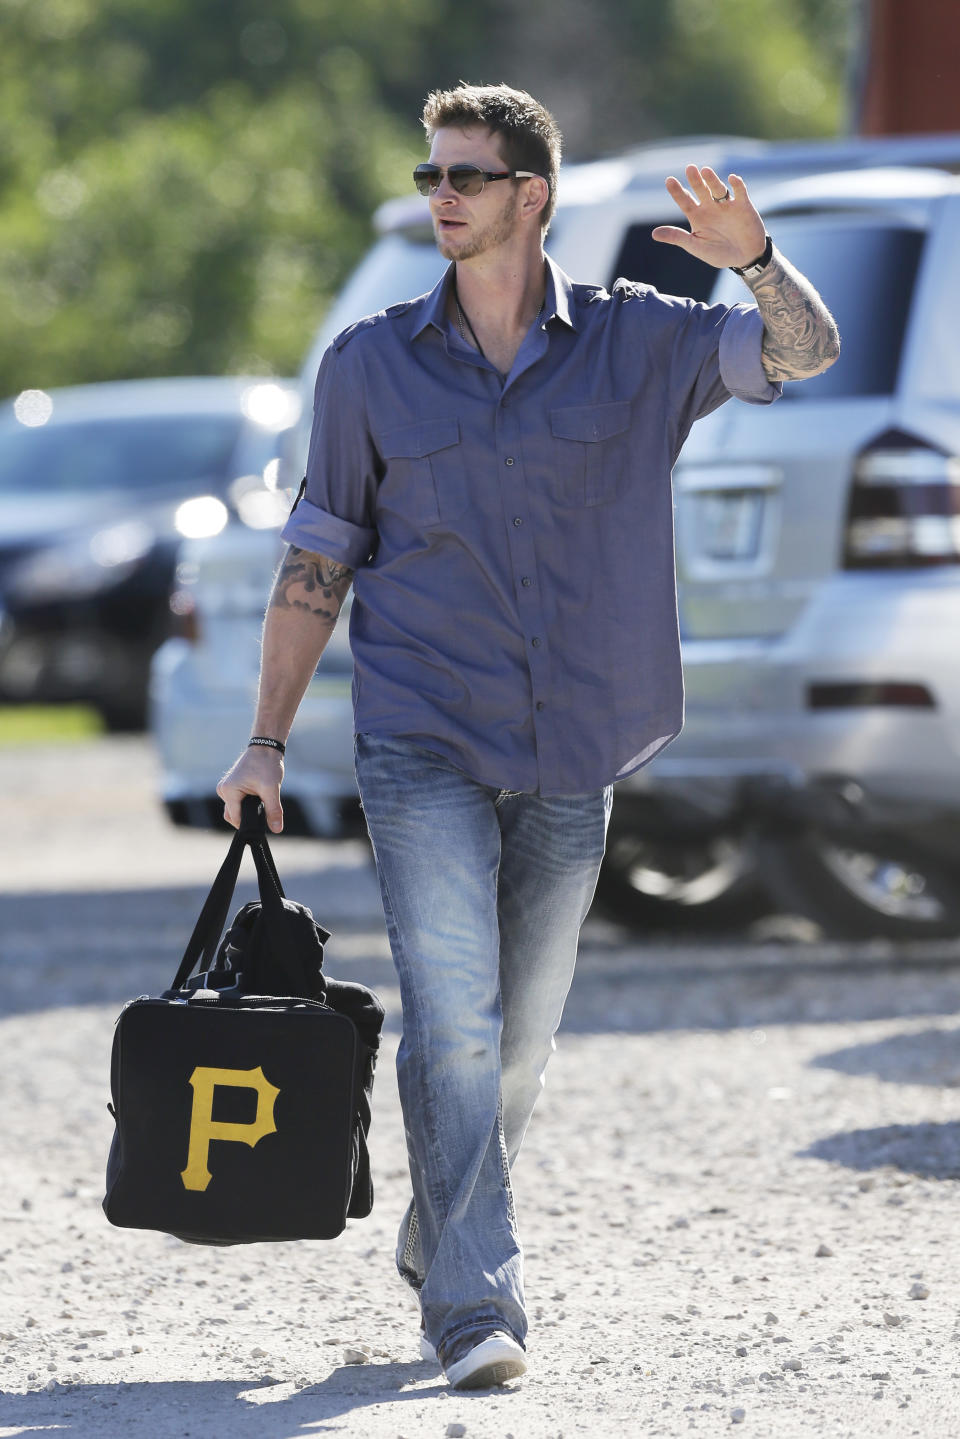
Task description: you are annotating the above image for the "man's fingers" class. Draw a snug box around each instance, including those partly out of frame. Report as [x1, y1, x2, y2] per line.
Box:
[651, 224, 694, 249]
[215, 781, 244, 831]
[667, 168, 734, 214]
[216, 773, 285, 833]
[684, 164, 716, 204]
[700, 165, 732, 201]
[675, 166, 747, 207]
[216, 747, 286, 832]
[262, 794, 284, 833]
[664, 175, 697, 216]
[217, 785, 284, 833]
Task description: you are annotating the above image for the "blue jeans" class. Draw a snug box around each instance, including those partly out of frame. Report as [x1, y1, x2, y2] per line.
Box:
[354, 731, 612, 1367]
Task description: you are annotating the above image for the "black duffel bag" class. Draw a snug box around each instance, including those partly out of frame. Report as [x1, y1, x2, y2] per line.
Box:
[103, 796, 384, 1245]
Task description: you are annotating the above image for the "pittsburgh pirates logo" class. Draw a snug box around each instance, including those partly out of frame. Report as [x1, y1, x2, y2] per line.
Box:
[180, 1065, 280, 1192]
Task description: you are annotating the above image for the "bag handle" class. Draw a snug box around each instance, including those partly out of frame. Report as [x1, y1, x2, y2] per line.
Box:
[171, 796, 288, 990]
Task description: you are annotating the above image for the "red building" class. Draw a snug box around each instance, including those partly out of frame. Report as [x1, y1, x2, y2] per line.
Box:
[858, 0, 960, 134]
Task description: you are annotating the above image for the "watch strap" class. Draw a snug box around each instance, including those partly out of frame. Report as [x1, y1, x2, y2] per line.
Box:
[730, 233, 773, 279]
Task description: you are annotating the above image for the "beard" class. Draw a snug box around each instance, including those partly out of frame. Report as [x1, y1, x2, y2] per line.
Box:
[435, 190, 519, 261]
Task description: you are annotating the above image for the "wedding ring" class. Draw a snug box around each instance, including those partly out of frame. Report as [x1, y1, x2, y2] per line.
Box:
[713, 188, 732, 202]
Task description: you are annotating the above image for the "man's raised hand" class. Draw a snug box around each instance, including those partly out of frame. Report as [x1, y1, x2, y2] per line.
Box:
[652, 164, 767, 271]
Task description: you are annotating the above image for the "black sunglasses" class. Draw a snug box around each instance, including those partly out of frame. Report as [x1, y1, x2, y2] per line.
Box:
[413, 163, 542, 197]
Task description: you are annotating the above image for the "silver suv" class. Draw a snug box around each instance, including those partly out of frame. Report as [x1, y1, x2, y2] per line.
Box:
[609, 164, 960, 939]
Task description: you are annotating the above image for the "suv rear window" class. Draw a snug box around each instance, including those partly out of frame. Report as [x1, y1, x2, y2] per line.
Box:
[715, 219, 925, 399]
[610, 223, 718, 301]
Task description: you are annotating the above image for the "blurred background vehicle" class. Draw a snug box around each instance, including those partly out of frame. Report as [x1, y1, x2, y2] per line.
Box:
[0, 378, 299, 730]
[152, 538, 359, 836]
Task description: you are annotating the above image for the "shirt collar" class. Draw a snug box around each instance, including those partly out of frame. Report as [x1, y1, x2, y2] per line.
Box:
[410, 253, 579, 341]
[411, 264, 455, 341]
[543, 254, 578, 332]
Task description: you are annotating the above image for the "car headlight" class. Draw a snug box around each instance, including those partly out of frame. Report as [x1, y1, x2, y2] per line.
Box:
[227, 474, 292, 529]
[241, 383, 301, 431]
[173, 496, 229, 539]
[8, 520, 155, 602]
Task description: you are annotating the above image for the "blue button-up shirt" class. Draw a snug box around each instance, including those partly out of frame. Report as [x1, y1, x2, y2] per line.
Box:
[281, 256, 780, 796]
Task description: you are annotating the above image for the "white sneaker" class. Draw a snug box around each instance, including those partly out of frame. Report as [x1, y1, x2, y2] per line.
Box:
[419, 1328, 438, 1364]
[444, 1332, 527, 1390]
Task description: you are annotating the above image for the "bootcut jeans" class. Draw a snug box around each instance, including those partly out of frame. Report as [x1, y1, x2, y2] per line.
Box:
[354, 731, 612, 1368]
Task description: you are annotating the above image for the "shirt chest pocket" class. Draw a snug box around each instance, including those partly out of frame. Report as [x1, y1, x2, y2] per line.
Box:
[376, 417, 468, 528]
[549, 400, 632, 507]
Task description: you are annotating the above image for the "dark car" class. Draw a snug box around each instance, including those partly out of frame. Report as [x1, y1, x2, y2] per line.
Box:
[0, 376, 298, 729]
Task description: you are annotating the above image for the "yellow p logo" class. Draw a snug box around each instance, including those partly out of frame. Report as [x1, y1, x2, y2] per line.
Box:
[180, 1065, 280, 1192]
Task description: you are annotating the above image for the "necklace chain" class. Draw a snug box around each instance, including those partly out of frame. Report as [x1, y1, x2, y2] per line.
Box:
[454, 285, 545, 370]
[455, 294, 486, 361]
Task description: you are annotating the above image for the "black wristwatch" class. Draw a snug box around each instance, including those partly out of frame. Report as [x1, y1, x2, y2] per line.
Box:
[730, 234, 773, 280]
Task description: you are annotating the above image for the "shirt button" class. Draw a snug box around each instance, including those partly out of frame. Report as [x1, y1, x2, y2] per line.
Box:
[521, 576, 532, 587]
[513, 516, 523, 526]
[531, 636, 541, 647]
[505, 457, 515, 466]
[536, 701, 545, 711]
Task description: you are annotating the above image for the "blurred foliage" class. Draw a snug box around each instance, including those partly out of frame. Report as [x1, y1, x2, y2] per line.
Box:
[0, 704, 103, 744]
[462, 0, 853, 160]
[0, 0, 855, 392]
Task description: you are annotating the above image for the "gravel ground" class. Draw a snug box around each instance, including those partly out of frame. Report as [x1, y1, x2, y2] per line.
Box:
[2, 738, 960, 1439]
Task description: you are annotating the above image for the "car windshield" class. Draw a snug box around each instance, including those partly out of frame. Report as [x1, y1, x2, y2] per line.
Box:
[711, 216, 926, 399]
[319, 233, 449, 346]
[0, 413, 243, 496]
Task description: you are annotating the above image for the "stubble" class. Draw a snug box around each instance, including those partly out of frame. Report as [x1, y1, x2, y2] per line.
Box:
[435, 190, 520, 262]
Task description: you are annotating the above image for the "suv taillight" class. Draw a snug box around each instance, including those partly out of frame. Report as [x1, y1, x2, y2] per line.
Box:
[844, 431, 960, 569]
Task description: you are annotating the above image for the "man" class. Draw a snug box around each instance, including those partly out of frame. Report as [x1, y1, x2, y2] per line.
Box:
[218, 84, 838, 1390]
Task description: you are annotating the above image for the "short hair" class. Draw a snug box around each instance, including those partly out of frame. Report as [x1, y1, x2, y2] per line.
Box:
[421, 83, 562, 233]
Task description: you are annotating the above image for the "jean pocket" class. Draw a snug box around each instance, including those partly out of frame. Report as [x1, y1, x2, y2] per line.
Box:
[377, 417, 468, 527]
[549, 400, 631, 507]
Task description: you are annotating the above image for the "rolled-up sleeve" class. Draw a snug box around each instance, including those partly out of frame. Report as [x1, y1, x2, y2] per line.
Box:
[280, 339, 379, 568]
[280, 496, 375, 568]
[719, 303, 782, 405]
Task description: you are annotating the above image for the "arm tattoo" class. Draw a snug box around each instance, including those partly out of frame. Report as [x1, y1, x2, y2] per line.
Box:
[269, 546, 354, 625]
[746, 250, 840, 382]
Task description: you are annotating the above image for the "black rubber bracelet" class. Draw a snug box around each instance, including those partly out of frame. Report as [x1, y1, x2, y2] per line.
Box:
[730, 233, 773, 279]
[248, 735, 286, 756]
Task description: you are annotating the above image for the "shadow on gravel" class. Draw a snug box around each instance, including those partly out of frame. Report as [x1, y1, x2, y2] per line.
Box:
[809, 1026, 960, 1086]
[800, 1120, 960, 1180]
[563, 935, 960, 1035]
[5, 880, 960, 1035]
[0, 876, 396, 1021]
[0, 1363, 490, 1438]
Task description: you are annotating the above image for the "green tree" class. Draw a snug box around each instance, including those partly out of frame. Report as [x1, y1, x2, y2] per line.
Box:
[0, 0, 854, 392]
[0, 0, 429, 389]
[436, 0, 853, 158]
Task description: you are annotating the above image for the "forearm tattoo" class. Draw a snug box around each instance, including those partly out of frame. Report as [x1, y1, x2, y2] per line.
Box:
[747, 251, 840, 382]
[269, 546, 354, 624]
